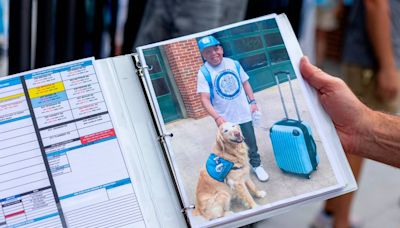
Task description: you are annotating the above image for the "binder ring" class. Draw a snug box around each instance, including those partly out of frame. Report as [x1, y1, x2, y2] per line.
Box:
[181, 204, 195, 213]
[143, 65, 153, 71]
[158, 133, 174, 142]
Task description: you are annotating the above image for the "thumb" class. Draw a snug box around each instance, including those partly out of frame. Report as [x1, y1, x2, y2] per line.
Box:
[300, 56, 333, 91]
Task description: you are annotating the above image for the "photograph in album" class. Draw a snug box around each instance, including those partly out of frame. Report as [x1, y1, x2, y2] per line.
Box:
[137, 14, 344, 227]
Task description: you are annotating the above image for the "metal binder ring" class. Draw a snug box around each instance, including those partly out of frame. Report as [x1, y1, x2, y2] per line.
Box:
[158, 133, 174, 142]
[181, 205, 195, 213]
[143, 65, 153, 71]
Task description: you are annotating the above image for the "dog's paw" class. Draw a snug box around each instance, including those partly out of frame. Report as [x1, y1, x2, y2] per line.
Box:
[224, 211, 234, 216]
[243, 201, 258, 209]
[256, 190, 266, 198]
[250, 203, 259, 209]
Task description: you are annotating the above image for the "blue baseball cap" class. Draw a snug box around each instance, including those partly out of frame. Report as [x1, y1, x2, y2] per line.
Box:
[198, 35, 220, 53]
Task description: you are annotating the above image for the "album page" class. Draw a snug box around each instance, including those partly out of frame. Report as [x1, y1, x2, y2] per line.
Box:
[136, 13, 357, 228]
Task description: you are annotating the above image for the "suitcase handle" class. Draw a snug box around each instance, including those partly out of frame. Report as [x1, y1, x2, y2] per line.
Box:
[274, 71, 301, 122]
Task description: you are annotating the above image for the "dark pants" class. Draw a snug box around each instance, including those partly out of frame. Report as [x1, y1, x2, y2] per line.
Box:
[239, 121, 261, 168]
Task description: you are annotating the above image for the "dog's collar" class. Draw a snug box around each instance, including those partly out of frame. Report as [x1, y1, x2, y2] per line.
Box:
[206, 153, 241, 182]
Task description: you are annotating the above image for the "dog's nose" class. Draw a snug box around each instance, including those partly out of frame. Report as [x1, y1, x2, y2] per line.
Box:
[234, 131, 241, 138]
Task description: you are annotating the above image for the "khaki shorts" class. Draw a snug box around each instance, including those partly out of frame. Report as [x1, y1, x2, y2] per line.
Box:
[342, 64, 400, 114]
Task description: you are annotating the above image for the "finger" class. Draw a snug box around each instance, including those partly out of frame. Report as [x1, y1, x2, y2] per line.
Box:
[300, 56, 334, 91]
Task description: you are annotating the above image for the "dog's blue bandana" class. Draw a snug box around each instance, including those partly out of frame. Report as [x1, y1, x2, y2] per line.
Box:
[206, 153, 234, 182]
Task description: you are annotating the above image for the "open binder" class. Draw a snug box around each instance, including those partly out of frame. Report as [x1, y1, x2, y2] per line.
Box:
[0, 14, 356, 228]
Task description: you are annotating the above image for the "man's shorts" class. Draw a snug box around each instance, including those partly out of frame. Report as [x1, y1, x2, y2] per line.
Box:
[342, 64, 400, 114]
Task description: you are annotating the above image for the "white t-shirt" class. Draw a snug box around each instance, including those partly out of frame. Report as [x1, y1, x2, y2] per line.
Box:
[197, 57, 252, 124]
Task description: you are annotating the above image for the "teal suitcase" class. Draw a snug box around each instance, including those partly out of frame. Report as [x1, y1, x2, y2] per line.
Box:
[269, 72, 319, 178]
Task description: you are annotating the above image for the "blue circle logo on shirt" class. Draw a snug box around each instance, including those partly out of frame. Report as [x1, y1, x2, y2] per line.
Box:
[215, 70, 241, 100]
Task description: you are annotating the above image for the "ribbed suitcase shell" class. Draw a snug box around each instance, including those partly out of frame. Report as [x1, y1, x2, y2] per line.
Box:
[270, 120, 319, 178]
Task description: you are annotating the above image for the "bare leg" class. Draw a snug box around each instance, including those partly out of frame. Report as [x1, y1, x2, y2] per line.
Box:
[324, 154, 364, 228]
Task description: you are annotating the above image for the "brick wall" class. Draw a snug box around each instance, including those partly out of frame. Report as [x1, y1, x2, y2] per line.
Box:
[164, 39, 207, 119]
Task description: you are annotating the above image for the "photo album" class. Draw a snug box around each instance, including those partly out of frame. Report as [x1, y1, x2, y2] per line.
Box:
[0, 14, 356, 228]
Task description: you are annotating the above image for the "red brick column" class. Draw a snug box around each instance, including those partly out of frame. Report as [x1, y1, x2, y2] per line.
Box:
[164, 39, 207, 119]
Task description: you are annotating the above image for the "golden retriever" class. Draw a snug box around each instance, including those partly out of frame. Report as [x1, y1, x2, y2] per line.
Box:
[192, 122, 266, 220]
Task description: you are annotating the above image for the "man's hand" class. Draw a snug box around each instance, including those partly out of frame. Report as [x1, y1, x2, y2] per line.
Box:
[376, 67, 399, 101]
[300, 57, 372, 154]
[250, 103, 258, 113]
[215, 116, 226, 127]
[200, 93, 225, 127]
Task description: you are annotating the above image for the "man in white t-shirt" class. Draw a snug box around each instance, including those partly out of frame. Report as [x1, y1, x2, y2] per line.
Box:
[196, 35, 269, 182]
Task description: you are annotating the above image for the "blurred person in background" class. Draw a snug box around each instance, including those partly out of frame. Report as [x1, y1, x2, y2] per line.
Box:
[312, 0, 400, 228]
[134, 0, 248, 47]
[314, 0, 341, 67]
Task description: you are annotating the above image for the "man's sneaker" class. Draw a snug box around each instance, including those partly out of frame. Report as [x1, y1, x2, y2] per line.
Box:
[252, 166, 269, 182]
